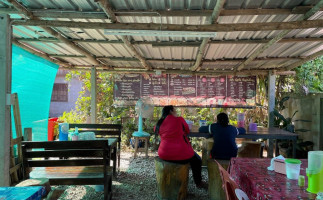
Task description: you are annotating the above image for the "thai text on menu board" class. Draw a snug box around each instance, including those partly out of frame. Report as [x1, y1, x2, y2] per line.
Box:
[113, 74, 256, 107]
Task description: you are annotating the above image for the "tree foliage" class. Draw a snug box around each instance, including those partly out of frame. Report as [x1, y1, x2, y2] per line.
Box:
[293, 56, 323, 94]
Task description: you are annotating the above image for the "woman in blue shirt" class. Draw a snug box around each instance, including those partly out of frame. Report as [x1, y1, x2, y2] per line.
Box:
[199, 113, 246, 160]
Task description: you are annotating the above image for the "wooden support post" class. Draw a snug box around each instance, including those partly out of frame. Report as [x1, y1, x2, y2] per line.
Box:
[268, 71, 276, 158]
[11, 93, 22, 164]
[90, 67, 97, 123]
[0, 14, 12, 186]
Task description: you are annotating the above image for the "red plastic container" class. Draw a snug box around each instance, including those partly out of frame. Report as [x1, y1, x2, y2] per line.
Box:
[48, 118, 58, 141]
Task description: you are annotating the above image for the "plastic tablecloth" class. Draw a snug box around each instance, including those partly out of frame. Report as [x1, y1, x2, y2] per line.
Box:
[229, 158, 314, 200]
[0, 186, 46, 200]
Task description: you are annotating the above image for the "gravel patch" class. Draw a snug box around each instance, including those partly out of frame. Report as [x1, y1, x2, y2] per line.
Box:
[53, 149, 209, 200]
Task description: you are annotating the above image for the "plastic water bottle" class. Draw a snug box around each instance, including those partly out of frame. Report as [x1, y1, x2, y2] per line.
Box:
[72, 127, 79, 141]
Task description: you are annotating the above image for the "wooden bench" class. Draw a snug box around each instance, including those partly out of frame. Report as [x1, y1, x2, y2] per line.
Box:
[69, 124, 122, 172]
[21, 140, 113, 200]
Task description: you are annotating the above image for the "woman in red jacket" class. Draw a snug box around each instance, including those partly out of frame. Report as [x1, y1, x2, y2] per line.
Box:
[155, 105, 206, 188]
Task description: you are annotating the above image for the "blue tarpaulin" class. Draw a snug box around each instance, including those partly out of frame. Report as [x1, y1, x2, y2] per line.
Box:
[11, 45, 58, 141]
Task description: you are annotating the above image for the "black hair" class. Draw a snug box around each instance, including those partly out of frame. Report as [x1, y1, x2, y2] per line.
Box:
[217, 112, 229, 127]
[155, 105, 174, 135]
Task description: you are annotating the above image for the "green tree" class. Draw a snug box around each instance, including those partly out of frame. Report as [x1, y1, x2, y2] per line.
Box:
[294, 56, 323, 93]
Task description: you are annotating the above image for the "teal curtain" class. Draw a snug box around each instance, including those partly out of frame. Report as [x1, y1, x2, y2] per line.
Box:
[11, 45, 59, 141]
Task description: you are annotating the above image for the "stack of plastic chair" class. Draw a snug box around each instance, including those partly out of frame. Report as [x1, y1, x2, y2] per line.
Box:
[215, 160, 250, 200]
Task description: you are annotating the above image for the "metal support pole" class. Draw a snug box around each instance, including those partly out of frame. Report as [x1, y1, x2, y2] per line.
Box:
[90, 67, 97, 123]
[268, 70, 276, 127]
[268, 70, 276, 158]
[0, 14, 12, 186]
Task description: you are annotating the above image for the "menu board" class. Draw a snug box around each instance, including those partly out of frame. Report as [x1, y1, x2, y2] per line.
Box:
[196, 76, 226, 98]
[114, 74, 140, 101]
[226, 76, 256, 106]
[169, 75, 196, 97]
[114, 74, 257, 107]
[141, 74, 168, 97]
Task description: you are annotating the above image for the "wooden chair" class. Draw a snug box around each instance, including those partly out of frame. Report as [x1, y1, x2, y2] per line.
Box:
[215, 160, 249, 200]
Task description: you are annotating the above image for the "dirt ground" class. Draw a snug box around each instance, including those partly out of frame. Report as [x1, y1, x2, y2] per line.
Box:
[53, 150, 209, 200]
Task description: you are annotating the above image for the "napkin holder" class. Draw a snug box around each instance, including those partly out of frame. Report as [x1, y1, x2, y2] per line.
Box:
[274, 159, 286, 174]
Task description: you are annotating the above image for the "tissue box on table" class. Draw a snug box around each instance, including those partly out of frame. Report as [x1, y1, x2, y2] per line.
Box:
[274, 159, 286, 174]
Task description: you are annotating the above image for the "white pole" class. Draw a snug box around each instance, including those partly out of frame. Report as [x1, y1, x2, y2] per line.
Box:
[267, 70, 276, 158]
[268, 70, 276, 127]
[90, 67, 97, 123]
[0, 14, 12, 186]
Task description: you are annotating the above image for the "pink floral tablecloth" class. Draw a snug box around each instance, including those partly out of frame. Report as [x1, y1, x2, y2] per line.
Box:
[229, 158, 314, 200]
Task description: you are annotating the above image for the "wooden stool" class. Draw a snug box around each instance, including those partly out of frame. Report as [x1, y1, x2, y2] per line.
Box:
[207, 159, 230, 200]
[238, 141, 262, 158]
[155, 157, 189, 200]
[133, 136, 149, 158]
[202, 138, 214, 166]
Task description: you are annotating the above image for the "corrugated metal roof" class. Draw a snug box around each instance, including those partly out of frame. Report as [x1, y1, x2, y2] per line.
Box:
[1, 0, 322, 73]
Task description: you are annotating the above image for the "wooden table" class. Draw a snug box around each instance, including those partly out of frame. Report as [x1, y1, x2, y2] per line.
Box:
[188, 127, 298, 158]
[0, 186, 46, 200]
[229, 158, 315, 200]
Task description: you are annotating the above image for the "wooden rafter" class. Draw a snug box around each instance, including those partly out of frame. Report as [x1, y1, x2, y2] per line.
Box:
[47, 54, 302, 63]
[191, 0, 226, 72]
[1, 6, 323, 18]
[284, 49, 323, 71]
[236, 0, 323, 71]
[94, 0, 151, 70]
[13, 19, 323, 32]
[16, 37, 323, 46]
[12, 39, 71, 67]
[6, 0, 104, 66]
[59, 66, 296, 76]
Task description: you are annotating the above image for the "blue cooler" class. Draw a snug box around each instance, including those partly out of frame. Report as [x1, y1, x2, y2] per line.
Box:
[58, 123, 69, 141]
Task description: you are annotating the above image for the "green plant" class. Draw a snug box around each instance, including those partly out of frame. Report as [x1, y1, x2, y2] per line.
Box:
[58, 109, 84, 123]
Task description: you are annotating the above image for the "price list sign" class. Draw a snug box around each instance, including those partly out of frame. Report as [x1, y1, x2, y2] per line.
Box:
[169, 74, 196, 97]
[197, 76, 226, 98]
[114, 74, 141, 100]
[141, 74, 168, 97]
[226, 76, 256, 105]
[114, 74, 256, 107]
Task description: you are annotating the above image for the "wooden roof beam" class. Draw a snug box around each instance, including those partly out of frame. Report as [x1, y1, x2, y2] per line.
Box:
[236, 0, 323, 71]
[16, 37, 323, 45]
[47, 53, 302, 62]
[7, 0, 104, 66]
[2, 7, 323, 18]
[60, 66, 296, 76]
[95, 0, 151, 70]
[191, 0, 226, 72]
[13, 19, 323, 32]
